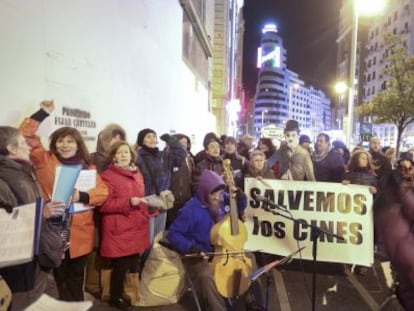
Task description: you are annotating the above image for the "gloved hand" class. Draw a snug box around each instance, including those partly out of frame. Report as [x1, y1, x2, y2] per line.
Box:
[142, 195, 168, 209]
[159, 190, 175, 209]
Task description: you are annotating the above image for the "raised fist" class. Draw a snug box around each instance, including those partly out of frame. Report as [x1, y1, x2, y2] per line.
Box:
[40, 99, 55, 114]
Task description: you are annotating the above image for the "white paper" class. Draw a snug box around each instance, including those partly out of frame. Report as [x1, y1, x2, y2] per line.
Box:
[0, 203, 36, 268]
[70, 170, 97, 213]
[25, 294, 92, 311]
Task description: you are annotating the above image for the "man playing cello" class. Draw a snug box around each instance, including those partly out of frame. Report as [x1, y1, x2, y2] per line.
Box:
[167, 169, 264, 311]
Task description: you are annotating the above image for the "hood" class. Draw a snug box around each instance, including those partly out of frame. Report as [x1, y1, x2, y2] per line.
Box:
[196, 170, 225, 206]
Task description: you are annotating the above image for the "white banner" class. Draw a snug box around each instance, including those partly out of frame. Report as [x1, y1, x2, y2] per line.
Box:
[243, 178, 374, 266]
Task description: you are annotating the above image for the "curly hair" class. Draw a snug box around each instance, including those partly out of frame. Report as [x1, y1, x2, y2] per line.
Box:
[347, 150, 377, 173]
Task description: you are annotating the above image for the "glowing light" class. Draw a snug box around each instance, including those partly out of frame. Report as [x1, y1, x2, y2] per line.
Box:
[335, 81, 348, 94]
[355, 0, 387, 16]
[257, 46, 281, 68]
[262, 24, 278, 34]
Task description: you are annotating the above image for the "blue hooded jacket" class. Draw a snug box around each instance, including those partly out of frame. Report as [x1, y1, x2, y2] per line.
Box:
[167, 170, 247, 254]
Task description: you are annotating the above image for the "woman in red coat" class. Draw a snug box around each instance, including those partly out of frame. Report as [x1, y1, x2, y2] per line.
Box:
[100, 141, 150, 310]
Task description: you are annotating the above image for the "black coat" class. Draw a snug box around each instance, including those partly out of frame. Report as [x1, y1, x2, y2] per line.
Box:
[313, 149, 345, 183]
[343, 168, 377, 187]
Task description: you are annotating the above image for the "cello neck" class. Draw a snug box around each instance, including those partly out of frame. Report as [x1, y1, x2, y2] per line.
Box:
[223, 159, 239, 236]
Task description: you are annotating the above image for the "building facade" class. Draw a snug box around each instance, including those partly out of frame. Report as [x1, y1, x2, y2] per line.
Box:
[362, 0, 414, 148]
[337, 0, 414, 149]
[211, 0, 245, 136]
[0, 0, 244, 153]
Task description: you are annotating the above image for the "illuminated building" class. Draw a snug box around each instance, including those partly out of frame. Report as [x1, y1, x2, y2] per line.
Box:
[254, 23, 331, 138]
[362, 0, 414, 149]
[211, 0, 245, 136]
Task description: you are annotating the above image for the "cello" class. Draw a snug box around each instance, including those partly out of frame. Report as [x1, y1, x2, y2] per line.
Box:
[210, 159, 253, 298]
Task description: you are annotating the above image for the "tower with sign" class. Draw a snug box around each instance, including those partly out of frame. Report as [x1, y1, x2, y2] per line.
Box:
[254, 24, 288, 137]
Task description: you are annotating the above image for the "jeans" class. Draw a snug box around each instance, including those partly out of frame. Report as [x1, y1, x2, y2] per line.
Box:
[149, 211, 167, 243]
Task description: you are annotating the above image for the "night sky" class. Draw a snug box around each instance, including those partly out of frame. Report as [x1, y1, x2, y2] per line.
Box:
[242, 0, 341, 98]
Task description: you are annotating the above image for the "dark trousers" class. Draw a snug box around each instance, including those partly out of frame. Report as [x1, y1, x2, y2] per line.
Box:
[110, 254, 140, 300]
[184, 258, 227, 311]
[54, 252, 88, 301]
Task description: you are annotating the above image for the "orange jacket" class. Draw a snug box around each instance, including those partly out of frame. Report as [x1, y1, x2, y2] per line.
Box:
[20, 117, 108, 258]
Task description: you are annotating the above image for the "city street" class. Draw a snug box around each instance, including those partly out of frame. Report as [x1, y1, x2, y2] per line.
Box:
[89, 257, 401, 311]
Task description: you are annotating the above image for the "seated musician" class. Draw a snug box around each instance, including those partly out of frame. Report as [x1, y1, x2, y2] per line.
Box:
[167, 170, 264, 311]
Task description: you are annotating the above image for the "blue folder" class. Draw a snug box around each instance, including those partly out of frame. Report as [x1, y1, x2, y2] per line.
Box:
[52, 164, 82, 204]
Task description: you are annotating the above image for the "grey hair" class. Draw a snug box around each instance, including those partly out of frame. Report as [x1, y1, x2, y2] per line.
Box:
[0, 126, 20, 156]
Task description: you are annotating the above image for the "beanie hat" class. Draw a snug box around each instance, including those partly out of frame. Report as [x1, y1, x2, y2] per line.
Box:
[332, 140, 347, 150]
[299, 135, 311, 144]
[203, 132, 220, 150]
[398, 152, 414, 165]
[136, 128, 156, 146]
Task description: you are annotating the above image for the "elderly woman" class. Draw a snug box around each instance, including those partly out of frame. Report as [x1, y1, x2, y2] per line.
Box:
[236, 150, 275, 190]
[100, 141, 150, 309]
[0, 126, 65, 310]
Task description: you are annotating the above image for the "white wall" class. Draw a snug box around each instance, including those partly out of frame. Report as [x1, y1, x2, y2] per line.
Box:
[0, 0, 214, 152]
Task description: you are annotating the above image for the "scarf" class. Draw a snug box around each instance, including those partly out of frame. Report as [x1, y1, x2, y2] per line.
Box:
[141, 145, 159, 156]
[114, 162, 137, 171]
[313, 146, 333, 163]
[57, 154, 88, 168]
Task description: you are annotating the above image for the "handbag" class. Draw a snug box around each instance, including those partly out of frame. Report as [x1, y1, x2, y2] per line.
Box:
[37, 220, 65, 268]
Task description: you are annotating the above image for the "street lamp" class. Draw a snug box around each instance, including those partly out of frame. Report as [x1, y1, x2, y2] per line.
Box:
[347, 0, 387, 146]
[261, 109, 268, 128]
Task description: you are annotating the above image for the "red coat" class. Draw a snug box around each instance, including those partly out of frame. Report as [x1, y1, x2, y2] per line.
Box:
[99, 164, 150, 258]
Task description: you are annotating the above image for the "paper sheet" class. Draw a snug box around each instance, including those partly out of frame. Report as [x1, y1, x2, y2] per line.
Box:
[25, 294, 92, 311]
[69, 170, 96, 213]
[0, 203, 38, 268]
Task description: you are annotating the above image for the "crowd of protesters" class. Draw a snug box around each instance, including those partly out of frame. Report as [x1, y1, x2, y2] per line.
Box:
[1, 100, 414, 310]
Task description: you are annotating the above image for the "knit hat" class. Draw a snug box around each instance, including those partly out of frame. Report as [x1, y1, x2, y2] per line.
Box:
[203, 132, 220, 150]
[332, 140, 347, 150]
[398, 152, 414, 165]
[299, 135, 311, 144]
[136, 128, 156, 146]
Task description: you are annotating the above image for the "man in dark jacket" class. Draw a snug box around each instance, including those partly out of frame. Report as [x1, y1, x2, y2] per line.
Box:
[0, 126, 65, 310]
[312, 133, 345, 182]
